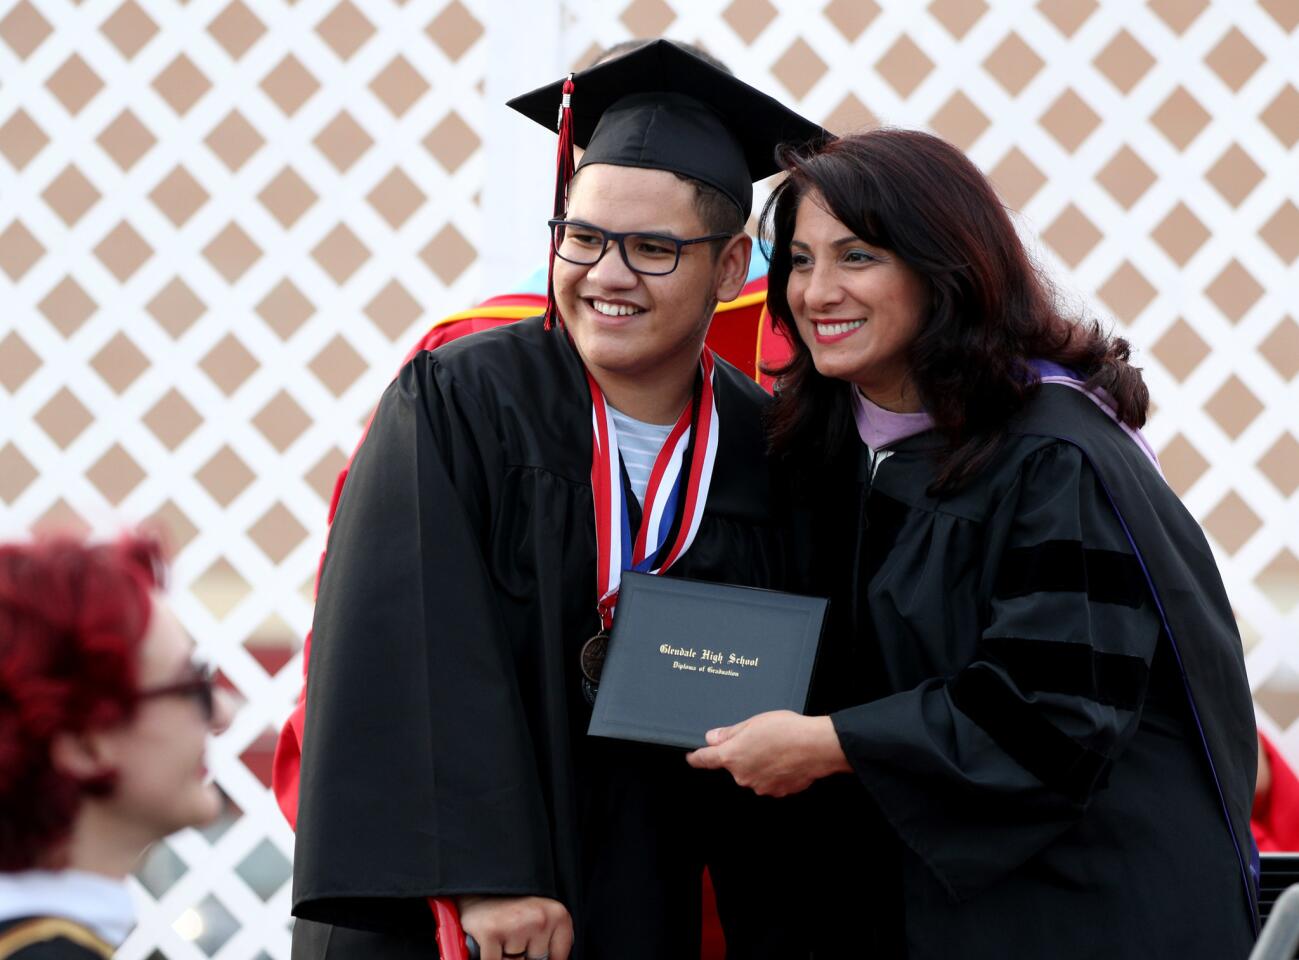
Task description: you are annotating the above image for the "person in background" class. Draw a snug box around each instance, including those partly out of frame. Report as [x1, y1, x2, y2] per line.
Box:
[0, 534, 234, 959]
[688, 128, 1259, 957]
[1254, 731, 1299, 851]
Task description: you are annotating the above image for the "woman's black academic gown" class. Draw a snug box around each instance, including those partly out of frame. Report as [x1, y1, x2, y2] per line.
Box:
[804, 383, 1257, 959]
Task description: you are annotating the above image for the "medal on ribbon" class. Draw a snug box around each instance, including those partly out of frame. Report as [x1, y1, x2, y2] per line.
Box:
[581, 350, 720, 700]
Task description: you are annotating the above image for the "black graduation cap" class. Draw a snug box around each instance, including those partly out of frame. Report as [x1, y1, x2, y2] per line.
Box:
[507, 38, 829, 221]
[507, 39, 828, 326]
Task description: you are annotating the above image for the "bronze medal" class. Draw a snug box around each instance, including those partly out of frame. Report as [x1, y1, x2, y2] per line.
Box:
[580, 630, 609, 686]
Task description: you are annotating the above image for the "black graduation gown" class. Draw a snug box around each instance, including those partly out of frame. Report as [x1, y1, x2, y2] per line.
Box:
[0, 919, 113, 959]
[291, 317, 807, 958]
[805, 384, 1257, 959]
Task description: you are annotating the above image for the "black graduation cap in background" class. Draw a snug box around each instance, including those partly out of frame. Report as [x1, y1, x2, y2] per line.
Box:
[507, 39, 829, 326]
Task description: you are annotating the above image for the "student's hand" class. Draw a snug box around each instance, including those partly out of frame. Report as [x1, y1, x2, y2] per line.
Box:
[686, 710, 851, 797]
[454, 896, 573, 960]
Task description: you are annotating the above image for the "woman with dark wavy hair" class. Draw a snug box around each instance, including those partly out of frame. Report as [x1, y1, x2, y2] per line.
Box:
[0, 534, 233, 959]
[688, 129, 1258, 957]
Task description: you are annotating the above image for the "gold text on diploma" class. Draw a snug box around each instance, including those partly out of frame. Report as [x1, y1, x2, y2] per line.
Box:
[659, 644, 759, 669]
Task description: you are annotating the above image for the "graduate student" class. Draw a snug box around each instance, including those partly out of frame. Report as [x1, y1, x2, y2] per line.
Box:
[290, 41, 826, 960]
[687, 129, 1259, 957]
[273, 40, 778, 841]
[0, 534, 233, 959]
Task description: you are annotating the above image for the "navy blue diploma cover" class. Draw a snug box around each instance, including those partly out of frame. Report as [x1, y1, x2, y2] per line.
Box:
[588, 572, 828, 749]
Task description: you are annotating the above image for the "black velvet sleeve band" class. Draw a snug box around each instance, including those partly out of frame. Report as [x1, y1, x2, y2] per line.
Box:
[995, 540, 1145, 608]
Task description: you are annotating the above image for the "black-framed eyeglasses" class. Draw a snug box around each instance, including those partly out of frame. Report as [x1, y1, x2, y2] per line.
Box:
[137, 663, 215, 722]
[548, 219, 735, 276]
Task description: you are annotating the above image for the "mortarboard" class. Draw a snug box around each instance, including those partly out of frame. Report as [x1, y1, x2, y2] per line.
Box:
[507, 39, 829, 326]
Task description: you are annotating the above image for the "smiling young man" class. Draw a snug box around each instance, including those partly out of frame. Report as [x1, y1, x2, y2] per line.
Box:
[289, 41, 826, 960]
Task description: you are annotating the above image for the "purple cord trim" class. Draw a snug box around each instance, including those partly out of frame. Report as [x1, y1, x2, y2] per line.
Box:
[1039, 378, 1163, 476]
[1027, 360, 1163, 476]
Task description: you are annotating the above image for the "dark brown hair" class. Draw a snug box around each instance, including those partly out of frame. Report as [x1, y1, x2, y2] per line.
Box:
[761, 129, 1148, 493]
[675, 173, 745, 237]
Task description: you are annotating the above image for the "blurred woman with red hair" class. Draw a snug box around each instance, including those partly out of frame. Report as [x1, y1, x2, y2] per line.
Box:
[0, 534, 233, 959]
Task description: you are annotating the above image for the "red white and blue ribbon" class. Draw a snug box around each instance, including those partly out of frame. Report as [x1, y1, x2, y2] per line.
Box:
[588, 350, 720, 629]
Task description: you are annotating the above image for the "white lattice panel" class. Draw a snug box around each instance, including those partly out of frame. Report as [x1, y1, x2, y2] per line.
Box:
[1, 1, 1296, 956]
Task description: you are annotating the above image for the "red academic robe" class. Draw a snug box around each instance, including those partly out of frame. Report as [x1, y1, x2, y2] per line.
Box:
[1254, 732, 1299, 852]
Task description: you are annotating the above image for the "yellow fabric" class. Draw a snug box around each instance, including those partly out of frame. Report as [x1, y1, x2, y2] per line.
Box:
[0, 918, 115, 959]
[427, 289, 768, 332]
[753, 304, 773, 378]
[717, 290, 765, 312]
[430, 305, 539, 328]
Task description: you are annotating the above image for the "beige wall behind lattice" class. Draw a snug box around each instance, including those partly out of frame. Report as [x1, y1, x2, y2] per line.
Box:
[2, 0, 1297, 956]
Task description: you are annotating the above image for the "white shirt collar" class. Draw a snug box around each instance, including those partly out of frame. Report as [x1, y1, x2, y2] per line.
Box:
[0, 869, 136, 946]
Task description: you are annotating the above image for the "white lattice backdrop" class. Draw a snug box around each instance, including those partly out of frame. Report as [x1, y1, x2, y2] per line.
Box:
[0, 0, 1296, 956]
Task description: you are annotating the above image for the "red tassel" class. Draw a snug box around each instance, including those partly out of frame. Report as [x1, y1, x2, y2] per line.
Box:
[545, 74, 576, 330]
